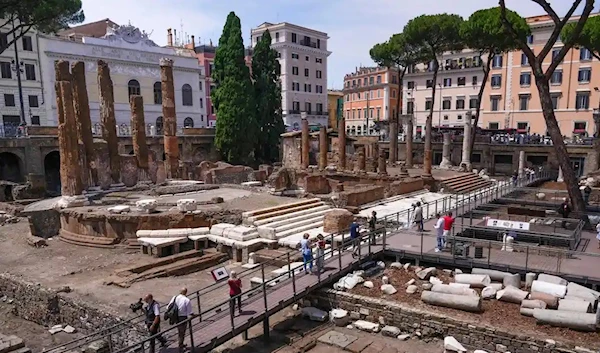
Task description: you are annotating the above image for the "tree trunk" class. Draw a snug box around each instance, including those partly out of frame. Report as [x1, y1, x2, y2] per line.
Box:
[470, 55, 492, 155]
[389, 71, 404, 163]
[535, 77, 586, 214]
[423, 61, 439, 178]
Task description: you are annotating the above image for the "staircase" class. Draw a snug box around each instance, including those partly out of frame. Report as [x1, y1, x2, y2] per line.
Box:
[440, 173, 494, 194]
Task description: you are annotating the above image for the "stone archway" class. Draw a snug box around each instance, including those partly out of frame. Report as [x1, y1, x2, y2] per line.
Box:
[44, 151, 61, 194]
[0, 152, 23, 182]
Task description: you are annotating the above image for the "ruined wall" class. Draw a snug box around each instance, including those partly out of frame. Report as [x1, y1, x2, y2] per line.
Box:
[309, 289, 590, 353]
[386, 179, 424, 197]
[338, 186, 385, 208]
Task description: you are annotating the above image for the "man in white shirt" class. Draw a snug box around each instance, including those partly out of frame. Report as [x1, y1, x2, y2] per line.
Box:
[433, 213, 445, 252]
[169, 288, 193, 353]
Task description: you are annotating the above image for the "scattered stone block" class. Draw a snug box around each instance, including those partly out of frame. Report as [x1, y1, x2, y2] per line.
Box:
[417, 267, 436, 280]
[330, 309, 350, 326]
[382, 276, 389, 284]
[406, 285, 418, 294]
[63, 325, 77, 333]
[317, 331, 357, 349]
[26, 235, 47, 248]
[397, 334, 410, 341]
[135, 199, 157, 213]
[381, 325, 401, 337]
[177, 199, 197, 212]
[422, 283, 433, 290]
[107, 205, 130, 214]
[405, 279, 415, 286]
[301, 307, 328, 322]
[380, 284, 397, 295]
[429, 277, 443, 285]
[444, 336, 466, 352]
[537, 274, 568, 286]
[481, 286, 497, 299]
[363, 281, 373, 289]
[323, 208, 353, 233]
[241, 181, 262, 187]
[353, 320, 379, 333]
[390, 262, 402, 269]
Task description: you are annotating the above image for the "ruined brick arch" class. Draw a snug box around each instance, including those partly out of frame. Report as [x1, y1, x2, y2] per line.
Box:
[43, 150, 61, 193]
[192, 147, 210, 164]
[0, 151, 24, 183]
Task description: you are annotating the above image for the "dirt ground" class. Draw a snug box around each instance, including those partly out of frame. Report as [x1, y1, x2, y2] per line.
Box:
[350, 265, 600, 349]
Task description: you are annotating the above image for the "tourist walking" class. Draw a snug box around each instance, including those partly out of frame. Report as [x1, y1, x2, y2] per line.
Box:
[166, 287, 193, 353]
[558, 198, 571, 228]
[368, 210, 377, 244]
[442, 211, 455, 248]
[144, 294, 167, 353]
[228, 271, 242, 316]
[596, 222, 600, 249]
[315, 234, 326, 274]
[583, 185, 592, 205]
[300, 233, 313, 274]
[350, 218, 361, 257]
[433, 213, 445, 252]
[413, 202, 424, 231]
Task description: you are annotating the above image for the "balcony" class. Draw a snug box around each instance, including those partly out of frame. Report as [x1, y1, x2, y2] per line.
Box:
[285, 110, 328, 116]
[300, 39, 318, 48]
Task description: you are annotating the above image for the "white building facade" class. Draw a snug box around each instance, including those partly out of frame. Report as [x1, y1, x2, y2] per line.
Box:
[38, 24, 206, 129]
[251, 22, 331, 131]
[402, 49, 489, 136]
[0, 25, 44, 135]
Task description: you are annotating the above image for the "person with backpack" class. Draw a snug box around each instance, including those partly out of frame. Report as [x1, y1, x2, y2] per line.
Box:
[228, 271, 242, 316]
[166, 288, 193, 353]
[144, 294, 167, 353]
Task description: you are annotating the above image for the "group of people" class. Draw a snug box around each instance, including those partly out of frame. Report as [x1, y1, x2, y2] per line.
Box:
[433, 212, 455, 252]
[299, 233, 327, 274]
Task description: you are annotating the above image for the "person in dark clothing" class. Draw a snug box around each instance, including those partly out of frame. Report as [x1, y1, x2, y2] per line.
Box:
[558, 198, 571, 228]
[584, 185, 592, 205]
[350, 219, 360, 258]
[144, 294, 167, 353]
[368, 211, 377, 244]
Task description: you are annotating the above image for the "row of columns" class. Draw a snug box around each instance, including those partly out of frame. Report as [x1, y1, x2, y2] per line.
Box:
[55, 58, 180, 198]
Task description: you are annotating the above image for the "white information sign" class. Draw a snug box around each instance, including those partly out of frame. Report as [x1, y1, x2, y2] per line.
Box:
[486, 218, 530, 231]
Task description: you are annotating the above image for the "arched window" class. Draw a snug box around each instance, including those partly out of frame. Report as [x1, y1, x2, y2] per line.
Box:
[184, 117, 194, 128]
[153, 82, 162, 104]
[156, 117, 163, 135]
[182, 84, 193, 106]
[128, 79, 141, 97]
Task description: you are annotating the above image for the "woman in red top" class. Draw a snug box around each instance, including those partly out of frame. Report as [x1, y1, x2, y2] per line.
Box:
[228, 271, 242, 315]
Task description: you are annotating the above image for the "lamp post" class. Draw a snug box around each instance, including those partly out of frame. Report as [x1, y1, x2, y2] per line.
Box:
[10, 19, 26, 128]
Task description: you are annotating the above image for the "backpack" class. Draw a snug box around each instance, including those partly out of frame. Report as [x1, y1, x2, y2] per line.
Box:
[164, 295, 179, 325]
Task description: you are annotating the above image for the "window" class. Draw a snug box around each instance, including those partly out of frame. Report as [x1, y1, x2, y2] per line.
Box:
[521, 53, 529, 66]
[517, 122, 528, 130]
[442, 100, 451, 110]
[520, 72, 531, 86]
[4, 94, 15, 106]
[552, 48, 562, 61]
[494, 155, 513, 164]
[317, 39, 321, 48]
[425, 99, 432, 110]
[469, 97, 478, 109]
[128, 79, 140, 97]
[292, 53, 299, 59]
[456, 98, 465, 109]
[576, 92, 590, 109]
[443, 115, 449, 121]
[527, 35, 534, 44]
[198, 81, 202, 91]
[305, 102, 311, 113]
[426, 79, 433, 88]
[28, 95, 38, 107]
[199, 98, 203, 109]
[292, 101, 300, 111]
[490, 96, 500, 111]
[376, 75, 381, 84]
[156, 117, 164, 134]
[305, 55, 309, 61]
[551, 70, 563, 84]
[291, 33, 297, 43]
[316, 103, 323, 114]
[407, 81, 415, 89]
[457, 77, 466, 86]
[472, 76, 478, 86]
[153, 82, 162, 104]
[574, 121, 587, 131]
[491, 74, 502, 88]
[304, 83, 311, 92]
[407, 101, 415, 114]
[31, 116, 40, 125]
[391, 89, 396, 98]
[275, 32, 279, 42]
[182, 84, 193, 106]
[24, 64, 35, 80]
[22, 36, 33, 51]
[183, 117, 194, 128]
[391, 75, 398, 84]
[0, 62, 11, 79]
[457, 115, 462, 120]
[492, 55, 503, 68]
[315, 57, 322, 63]
[292, 66, 298, 75]
[0, 33, 7, 50]
[578, 68, 591, 82]
[551, 94, 559, 110]
[316, 70, 322, 79]
[292, 82, 299, 91]
[363, 78, 367, 85]
[519, 94, 530, 111]
[443, 78, 451, 87]
[304, 68, 309, 77]
[580, 48, 592, 61]
[369, 77, 374, 85]
[489, 122, 500, 129]
[316, 85, 323, 93]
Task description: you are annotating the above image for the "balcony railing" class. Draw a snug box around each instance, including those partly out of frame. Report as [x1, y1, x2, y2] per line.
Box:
[299, 39, 318, 48]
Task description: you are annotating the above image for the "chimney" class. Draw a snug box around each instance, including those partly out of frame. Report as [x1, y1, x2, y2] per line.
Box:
[191, 35, 195, 49]
[167, 28, 173, 46]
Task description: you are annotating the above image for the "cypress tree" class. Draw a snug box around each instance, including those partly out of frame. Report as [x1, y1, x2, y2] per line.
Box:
[251, 30, 284, 164]
[211, 12, 256, 164]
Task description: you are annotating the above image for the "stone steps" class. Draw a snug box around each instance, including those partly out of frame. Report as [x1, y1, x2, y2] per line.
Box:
[257, 207, 331, 230]
[441, 173, 493, 194]
[58, 230, 116, 248]
[275, 220, 324, 240]
[242, 198, 323, 225]
[253, 204, 330, 227]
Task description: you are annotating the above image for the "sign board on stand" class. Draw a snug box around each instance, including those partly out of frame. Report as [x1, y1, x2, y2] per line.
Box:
[486, 218, 530, 231]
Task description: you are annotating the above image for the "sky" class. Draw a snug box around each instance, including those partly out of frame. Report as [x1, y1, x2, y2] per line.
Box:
[80, 0, 581, 89]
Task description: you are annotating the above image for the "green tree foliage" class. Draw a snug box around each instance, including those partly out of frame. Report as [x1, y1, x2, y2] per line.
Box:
[403, 13, 463, 174]
[500, 0, 594, 215]
[211, 12, 256, 164]
[562, 15, 600, 60]
[0, 0, 84, 55]
[211, 12, 234, 112]
[251, 29, 284, 164]
[460, 7, 530, 152]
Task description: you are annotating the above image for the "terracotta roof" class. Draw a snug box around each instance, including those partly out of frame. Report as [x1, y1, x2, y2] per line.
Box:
[58, 18, 118, 38]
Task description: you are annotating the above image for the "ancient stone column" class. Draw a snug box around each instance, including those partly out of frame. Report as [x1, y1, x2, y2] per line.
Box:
[301, 118, 310, 169]
[440, 132, 453, 169]
[378, 149, 387, 175]
[557, 167, 564, 182]
[338, 117, 346, 171]
[130, 95, 150, 182]
[370, 142, 379, 172]
[423, 115, 433, 178]
[318, 125, 328, 170]
[355, 146, 366, 173]
[406, 115, 414, 168]
[71, 61, 97, 188]
[55, 61, 83, 196]
[460, 117, 472, 172]
[160, 58, 180, 179]
[518, 150, 526, 178]
[389, 118, 398, 164]
[97, 60, 121, 185]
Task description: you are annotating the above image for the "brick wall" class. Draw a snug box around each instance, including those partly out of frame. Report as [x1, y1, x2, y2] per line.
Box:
[338, 186, 385, 208]
[309, 289, 592, 353]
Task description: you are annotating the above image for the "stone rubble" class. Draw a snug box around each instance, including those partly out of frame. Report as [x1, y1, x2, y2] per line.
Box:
[444, 336, 466, 352]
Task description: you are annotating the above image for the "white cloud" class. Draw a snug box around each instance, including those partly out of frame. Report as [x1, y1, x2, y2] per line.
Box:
[79, 0, 585, 89]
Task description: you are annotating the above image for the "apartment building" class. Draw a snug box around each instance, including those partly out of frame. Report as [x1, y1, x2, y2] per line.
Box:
[251, 22, 331, 131]
[402, 49, 487, 137]
[481, 14, 600, 137]
[343, 66, 400, 135]
[0, 23, 44, 135]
